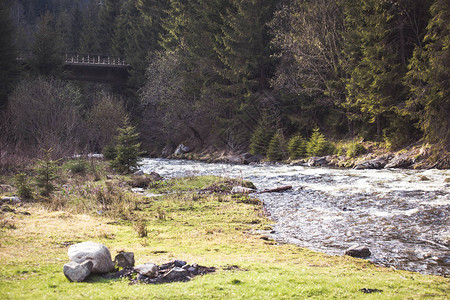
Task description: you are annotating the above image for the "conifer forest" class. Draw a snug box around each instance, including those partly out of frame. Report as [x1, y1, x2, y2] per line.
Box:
[0, 0, 449, 165]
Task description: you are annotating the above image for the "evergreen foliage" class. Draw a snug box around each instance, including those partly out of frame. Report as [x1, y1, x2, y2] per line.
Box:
[110, 122, 143, 174]
[0, 2, 19, 109]
[306, 128, 334, 157]
[34, 149, 60, 196]
[405, 0, 450, 149]
[29, 12, 64, 77]
[267, 132, 286, 162]
[346, 140, 366, 158]
[14, 173, 33, 199]
[249, 120, 274, 156]
[287, 134, 307, 159]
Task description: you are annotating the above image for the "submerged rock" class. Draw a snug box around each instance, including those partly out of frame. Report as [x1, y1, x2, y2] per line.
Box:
[345, 245, 371, 258]
[64, 260, 93, 282]
[68, 242, 115, 274]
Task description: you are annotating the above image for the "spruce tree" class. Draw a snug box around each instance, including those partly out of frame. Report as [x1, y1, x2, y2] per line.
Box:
[79, 0, 101, 54]
[110, 121, 143, 174]
[29, 12, 64, 77]
[0, 2, 19, 109]
[287, 134, 307, 159]
[267, 131, 286, 161]
[98, 0, 122, 55]
[405, 0, 450, 149]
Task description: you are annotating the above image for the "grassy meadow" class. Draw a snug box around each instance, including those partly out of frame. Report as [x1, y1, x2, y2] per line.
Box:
[0, 169, 448, 299]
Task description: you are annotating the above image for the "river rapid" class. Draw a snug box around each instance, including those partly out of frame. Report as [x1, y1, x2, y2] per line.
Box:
[140, 158, 450, 276]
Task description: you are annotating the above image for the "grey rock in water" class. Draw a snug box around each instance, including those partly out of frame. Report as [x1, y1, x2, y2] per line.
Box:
[68, 242, 115, 274]
[384, 153, 415, 169]
[241, 153, 263, 164]
[307, 157, 329, 167]
[134, 263, 158, 277]
[163, 267, 188, 280]
[354, 156, 392, 169]
[64, 260, 93, 282]
[174, 144, 191, 156]
[231, 186, 256, 194]
[133, 170, 144, 175]
[114, 252, 135, 269]
[345, 245, 371, 258]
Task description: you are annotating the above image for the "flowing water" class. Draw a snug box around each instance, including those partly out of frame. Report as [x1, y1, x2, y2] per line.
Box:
[140, 158, 450, 276]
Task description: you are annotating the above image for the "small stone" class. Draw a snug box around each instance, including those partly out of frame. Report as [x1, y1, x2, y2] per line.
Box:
[231, 186, 256, 194]
[114, 252, 135, 269]
[1, 197, 21, 204]
[345, 245, 371, 258]
[174, 260, 187, 267]
[163, 267, 188, 280]
[134, 263, 158, 277]
[64, 260, 93, 282]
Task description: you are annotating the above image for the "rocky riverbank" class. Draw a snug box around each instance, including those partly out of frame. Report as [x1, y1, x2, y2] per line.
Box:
[165, 143, 450, 170]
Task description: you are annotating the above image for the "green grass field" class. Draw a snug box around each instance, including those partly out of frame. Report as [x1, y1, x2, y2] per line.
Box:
[0, 175, 448, 299]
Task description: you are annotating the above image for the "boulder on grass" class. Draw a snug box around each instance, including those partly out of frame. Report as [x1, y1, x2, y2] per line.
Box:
[345, 245, 371, 258]
[114, 252, 135, 269]
[163, 267, 189, 280]
[68, 242, 115, 274]
[134, 263, 158, 277]
[64, 260, 93, 282]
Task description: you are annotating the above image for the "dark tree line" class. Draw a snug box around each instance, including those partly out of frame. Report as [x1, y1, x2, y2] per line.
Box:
[0, 0, 448, 162]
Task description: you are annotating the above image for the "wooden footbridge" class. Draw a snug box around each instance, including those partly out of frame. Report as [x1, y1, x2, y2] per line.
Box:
[63, 53, 131, 85]
[17, 52, 131, 85]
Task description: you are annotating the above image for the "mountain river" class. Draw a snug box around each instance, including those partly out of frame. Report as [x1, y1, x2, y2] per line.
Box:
[140, 158, 449, 276]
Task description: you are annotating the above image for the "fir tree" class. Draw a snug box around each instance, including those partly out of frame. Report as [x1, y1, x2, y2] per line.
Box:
[405, 0, 450, 149]
[110, 121, 143, 174]
[29, 12, 64, 77]
[98, 0, 122, 55]
[0, 2, 19, 109]
[79, 0, 101, 54]
[287, 134, 307, 159]
[34, 149, 60, 197]
[267, 131, 286, 161]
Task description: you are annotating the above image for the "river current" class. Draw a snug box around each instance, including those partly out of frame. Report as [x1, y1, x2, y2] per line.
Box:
[140, 158, 450, 276]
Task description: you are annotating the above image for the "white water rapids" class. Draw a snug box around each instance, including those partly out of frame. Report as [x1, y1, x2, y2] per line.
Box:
[140, 158, 450, 276]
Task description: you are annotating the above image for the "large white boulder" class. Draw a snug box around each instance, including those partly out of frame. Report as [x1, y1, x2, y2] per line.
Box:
[68, 242, 115, 274]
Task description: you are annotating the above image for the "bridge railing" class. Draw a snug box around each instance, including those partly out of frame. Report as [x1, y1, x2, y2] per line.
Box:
[65, 53, 130, 67]
[16, 51, 130, 67]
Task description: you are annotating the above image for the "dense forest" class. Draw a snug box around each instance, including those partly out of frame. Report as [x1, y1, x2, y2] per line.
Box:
[0, 0, 449, 166]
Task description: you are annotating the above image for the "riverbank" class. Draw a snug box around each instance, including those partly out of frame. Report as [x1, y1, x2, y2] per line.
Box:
[167, 143, 450, 170]
[1, 173, 448, 299]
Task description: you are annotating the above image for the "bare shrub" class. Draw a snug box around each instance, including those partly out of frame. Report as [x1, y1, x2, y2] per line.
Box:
[6, 78, 84, 158]
[133, 217, 148, 238]
[87, 94, 127, 152]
